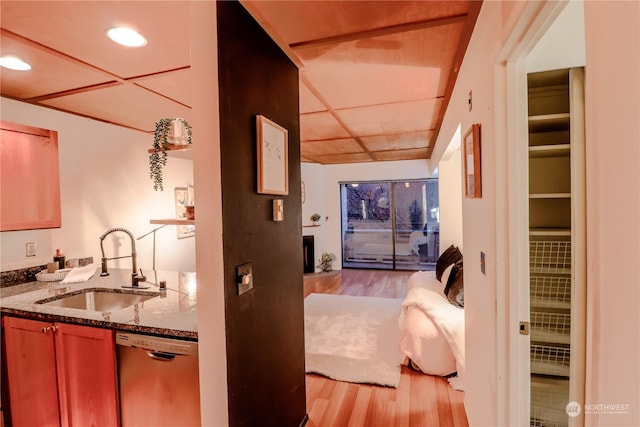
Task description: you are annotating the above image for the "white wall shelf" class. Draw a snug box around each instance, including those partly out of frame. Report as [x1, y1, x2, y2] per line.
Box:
[529, 144, 570, 158]
[529, 228, 571, 237]
[529, 193, 571, 199]
[528, 113, 571, 133]
[150, 219, 195, 225]
[147, 144, 192, 160]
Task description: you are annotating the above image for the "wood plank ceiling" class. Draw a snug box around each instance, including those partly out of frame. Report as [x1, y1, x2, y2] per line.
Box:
[0, 1, 480, 165]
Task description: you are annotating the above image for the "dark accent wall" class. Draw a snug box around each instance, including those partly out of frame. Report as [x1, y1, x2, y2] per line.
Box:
[217, 2, 306, 426]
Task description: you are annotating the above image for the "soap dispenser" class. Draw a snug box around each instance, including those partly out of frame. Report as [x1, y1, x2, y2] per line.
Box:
[54, 249, 65, 270]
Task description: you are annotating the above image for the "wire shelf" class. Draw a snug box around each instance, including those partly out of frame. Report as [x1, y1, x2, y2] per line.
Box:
[530, 276, 571, 309]
[531, 312, 571, 344]
[531, 344, 570, 377]
[531, 376, 570, 427]
[530, 240, 571, 274]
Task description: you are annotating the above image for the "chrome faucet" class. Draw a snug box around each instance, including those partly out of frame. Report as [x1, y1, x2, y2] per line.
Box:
[99, 227, 147, 288]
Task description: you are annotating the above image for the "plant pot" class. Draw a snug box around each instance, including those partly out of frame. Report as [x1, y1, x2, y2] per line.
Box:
[150, 118, 193, 191]
[168, 118, 190, 145]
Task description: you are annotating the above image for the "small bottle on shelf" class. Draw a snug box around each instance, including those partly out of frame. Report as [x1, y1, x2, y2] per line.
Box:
[53, 249, 65, 270]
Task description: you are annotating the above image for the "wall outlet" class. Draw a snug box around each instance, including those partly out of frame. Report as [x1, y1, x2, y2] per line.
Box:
[26, 242, 36, 257]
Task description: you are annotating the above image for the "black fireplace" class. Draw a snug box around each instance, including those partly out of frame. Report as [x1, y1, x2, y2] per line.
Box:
[303, 235, 314, 274]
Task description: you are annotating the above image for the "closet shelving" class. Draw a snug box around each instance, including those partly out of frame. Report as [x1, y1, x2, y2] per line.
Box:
[531, 376, 571, 427]
[527, 68, 583, 427]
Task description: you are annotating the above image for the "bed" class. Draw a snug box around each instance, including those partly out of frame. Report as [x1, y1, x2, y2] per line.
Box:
[398, 267, 465, 390]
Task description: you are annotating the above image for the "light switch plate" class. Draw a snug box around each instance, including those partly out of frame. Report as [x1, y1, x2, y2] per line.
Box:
[273, 199, 283, 222]
[236, 262, 253, 295]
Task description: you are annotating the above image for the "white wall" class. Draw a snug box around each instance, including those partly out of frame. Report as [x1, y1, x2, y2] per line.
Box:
[438, 125, 463, 252]
[583, 1, 640, 425]
[189, 2, 228, 425]
[429, 1, 507, 423]
[1, 97, 195, 273]
[525, 0, 585, 74]
[301, 162, 325, 269]
[429, 1, 640, 425]
[302, 159, 434, 270]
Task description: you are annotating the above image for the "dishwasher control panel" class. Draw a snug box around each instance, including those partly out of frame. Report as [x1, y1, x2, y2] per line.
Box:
[116, 332, 198, 357]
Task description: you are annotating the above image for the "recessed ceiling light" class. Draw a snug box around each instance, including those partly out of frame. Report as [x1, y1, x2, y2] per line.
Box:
[106, 27, 147, 47]
[0, 56, 31, 71]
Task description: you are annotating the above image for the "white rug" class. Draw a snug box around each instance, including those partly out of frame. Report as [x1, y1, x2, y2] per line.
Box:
[304, 293, 404, 387]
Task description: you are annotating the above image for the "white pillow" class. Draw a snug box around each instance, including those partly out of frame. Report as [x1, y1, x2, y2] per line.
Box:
[398, 308, 457, 376]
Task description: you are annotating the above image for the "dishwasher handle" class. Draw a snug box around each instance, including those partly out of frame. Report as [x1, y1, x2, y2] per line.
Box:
[146, 351, 177, 361]
[116, 332, 198, 357]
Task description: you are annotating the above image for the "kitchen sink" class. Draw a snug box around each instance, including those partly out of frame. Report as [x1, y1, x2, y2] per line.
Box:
[37, 288, 160, 312]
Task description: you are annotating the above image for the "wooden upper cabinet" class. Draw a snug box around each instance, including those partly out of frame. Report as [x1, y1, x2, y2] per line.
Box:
[0, 121, 61, 231]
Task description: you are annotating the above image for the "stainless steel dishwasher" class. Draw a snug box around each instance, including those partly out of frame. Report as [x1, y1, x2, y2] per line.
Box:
[116, 332, 201, 427]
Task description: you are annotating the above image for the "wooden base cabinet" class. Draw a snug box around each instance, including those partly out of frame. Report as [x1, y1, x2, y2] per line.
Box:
[2, 317, 119, 427]
[2, 317, 59, 427]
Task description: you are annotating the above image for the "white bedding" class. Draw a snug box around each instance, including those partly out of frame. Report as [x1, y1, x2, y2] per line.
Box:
[398, 271, 466, 390]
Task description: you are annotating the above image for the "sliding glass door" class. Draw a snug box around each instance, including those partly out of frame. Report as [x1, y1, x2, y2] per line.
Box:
[341, 179, 439, 270]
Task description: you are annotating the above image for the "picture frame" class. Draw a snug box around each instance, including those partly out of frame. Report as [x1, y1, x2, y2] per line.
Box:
[463, 123, 482, 198]
[174, 187, 195, 239]
[256, 115, 289, 195]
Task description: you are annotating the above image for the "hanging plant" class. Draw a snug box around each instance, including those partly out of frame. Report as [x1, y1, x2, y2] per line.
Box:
[149, 118, 192, 191]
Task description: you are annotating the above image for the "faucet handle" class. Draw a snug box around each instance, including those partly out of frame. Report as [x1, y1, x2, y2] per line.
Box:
[131, 271, 147, 288]
[123, 272, 150, 290]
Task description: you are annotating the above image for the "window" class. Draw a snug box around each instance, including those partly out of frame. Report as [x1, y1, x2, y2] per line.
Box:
[340, 179, 439, 270]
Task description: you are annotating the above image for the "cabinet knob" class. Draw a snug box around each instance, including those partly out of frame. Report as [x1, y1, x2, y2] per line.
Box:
[41, 325, 57, 333]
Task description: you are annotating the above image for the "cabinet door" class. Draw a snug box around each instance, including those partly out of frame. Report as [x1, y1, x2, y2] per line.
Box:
[3, 316, 61, 427]
[0, 121, 61, 231]
[53, 323, 119, 427]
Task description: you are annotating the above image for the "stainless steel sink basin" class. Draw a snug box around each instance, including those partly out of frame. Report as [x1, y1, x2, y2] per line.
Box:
[37, 288, 160, 312]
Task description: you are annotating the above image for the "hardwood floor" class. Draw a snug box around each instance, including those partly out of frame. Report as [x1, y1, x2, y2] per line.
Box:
[303, 269, 468, 427]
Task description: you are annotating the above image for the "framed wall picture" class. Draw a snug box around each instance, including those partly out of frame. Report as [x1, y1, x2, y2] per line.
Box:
[463, 123, 482, 198]
[256, 115, 289, 195]
[174, 187, 195, 239]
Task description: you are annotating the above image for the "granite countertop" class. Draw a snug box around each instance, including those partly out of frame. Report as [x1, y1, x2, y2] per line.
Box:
[0, 267, 197, 340]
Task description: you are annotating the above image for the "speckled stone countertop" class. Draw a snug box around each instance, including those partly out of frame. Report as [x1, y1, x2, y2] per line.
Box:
[0, 267, 197, 340]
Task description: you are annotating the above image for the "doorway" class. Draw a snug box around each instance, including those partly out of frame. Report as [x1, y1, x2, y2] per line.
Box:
[340, 179, 439, 271]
